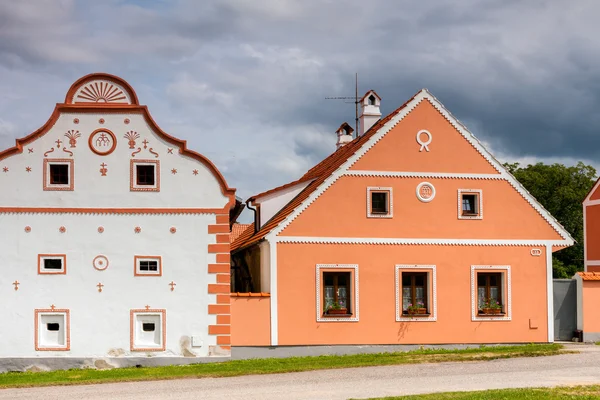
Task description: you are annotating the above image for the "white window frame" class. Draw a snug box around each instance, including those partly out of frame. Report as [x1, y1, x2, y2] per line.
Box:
[130, 159, 160, 192]
[38, 254, 66, 275]
[458, 189, 483, 220]
[43, 159, 74, 191]
[395, 265, 437, 322]
[134, 256, 162, 276]
[316, 264, 359, 322]
[367, 187, 393, 218]
[471, 265, 511, 321]
[35, 309, 70, 351]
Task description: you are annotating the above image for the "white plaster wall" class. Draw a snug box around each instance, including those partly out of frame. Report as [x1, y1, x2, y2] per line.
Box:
[256, 181, 311, 227]
[0, 213, 218, 357]
[0, 111, 228, 208]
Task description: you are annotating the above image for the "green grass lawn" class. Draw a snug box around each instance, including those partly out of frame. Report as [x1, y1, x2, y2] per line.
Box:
[364, 385, 600, 399]
[0, 343, 565, 389]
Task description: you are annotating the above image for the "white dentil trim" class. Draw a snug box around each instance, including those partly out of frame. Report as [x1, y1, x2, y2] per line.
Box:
[471, 265, 512, 322]
[345, 171, 503, 179]
[395, 265, 437, 322]
[276, 236, 568, 247]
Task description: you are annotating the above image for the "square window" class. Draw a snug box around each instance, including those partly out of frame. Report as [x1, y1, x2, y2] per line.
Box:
[43, 159, 74, 191]
[131, 160, 160, 192]
[38, 254, 66, 275]
[50, 164, 69, 185]
[367, 187, 393, 218]
[35, 309, 70, 351]
[471, 266, 511, 321]
[316, 264, 359, 322]
[134, 256, 162, 276]
[458, 189, 483, 220]
[136, 165, 155, 186]
[130, 309, 166, 351]
[396, 265, 437, 322]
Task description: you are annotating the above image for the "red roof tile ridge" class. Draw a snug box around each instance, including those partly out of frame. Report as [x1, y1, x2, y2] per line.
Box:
[578, 271, 600, 280]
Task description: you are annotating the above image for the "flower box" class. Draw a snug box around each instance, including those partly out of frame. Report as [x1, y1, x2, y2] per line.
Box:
[481, 308, 502, 315]
[327, 308, 348, 315]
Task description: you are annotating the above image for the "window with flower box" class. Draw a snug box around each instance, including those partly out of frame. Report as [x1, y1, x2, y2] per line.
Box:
[402, 272, 429, 316]
[395, 265, 437, 322]
[471, 266, 511, 321]
[316, 264, 359, 322]
[477, 272, 504, 315]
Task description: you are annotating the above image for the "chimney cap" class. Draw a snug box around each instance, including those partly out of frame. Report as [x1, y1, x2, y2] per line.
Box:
[359, 90, 381, 104]
[336, 122, 354, 135]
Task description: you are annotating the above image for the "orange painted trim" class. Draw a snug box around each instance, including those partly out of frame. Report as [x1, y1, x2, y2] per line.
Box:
[208, 244, 230, 253]
[43, 159, 74, 191]
[130, 159, 160, 192]
[216, 234, 230, 244]
[129, 309, 166, 352]
[216, 294, 231, 304]
[65, 73, 140, 105]
[133, 255, 162, 277]
[216, 274, 230, 284]
[208, 264, 230, 274]
[216, 254, 231, 263]
[34, 309, 70, 351]
[217, 335, 231, 345]
[230, 292, 271, 297]
[217, 315, 231, 324]
[208, 304, 230, 314]
[208, 284, 230, 294]
[37, 254, 67, 275]
[88, 129, 117, 156]
[208, 224, 229, 234]
[216, 215, 229, 224]
[208, 325, 231, 335]
[0, 207, 227, 214]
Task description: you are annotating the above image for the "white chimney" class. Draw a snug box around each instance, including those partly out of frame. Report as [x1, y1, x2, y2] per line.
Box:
[359, 90, 381, 136]
[336, 122, 354, 150]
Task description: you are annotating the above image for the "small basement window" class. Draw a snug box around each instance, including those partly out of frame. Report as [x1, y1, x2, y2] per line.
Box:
[47, 323, 60, 331]
[38, 254, 66, 275]
[50, 164, 69, 185]
[136, 165, 155, 186]
[142, 323, 155, 332]
[134, 256, 162, 276]
[367, 187, 393, 218]
[458, 189, 483, 220]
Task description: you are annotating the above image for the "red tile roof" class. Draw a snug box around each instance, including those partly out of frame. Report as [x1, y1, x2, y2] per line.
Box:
[231, 93, 418, 253]
[578, 272, 600, 281]
[230, 223, 253, 243]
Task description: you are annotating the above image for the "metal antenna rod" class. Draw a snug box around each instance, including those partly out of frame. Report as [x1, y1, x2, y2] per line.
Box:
[325, 72, 360, 138]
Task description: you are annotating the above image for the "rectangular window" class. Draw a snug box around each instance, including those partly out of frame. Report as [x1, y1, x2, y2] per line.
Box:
[35, 309, 70, 351]
[50, 164, 69, 185]
[38, 254, 66, 275]
[131, 160, 160, 192]
[323, 272, 351, 315]
[130, 309, 166, 351]
[471, 266, 511, 321]
[134, 256, 162, 276]
[136, 165, 155, 186]
[367, 187, 393, 218]
[316, 264, 359, 322]
[43, 159, 74, 191]
[477, 272, 503, 314]
[402, 272, 428, 315]
[458, 189, 483, 220]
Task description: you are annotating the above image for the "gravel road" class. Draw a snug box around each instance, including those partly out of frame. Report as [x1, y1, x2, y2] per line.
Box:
[2, 347, 600, 400]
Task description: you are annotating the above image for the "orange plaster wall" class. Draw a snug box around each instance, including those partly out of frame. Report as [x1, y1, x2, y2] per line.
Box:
[582, 281, 600, 332]
[586, 205, 600, 261]
[276, 243, 549, 345]
[281, 176, 562, 240]
[350, 100, 499, 174]
[230, 297, 271, 346]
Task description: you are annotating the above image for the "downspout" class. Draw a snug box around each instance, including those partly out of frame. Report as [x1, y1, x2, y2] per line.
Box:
[246, 198, 258, 233]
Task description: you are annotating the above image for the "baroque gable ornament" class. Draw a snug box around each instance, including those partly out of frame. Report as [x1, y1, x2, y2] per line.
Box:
[73, 81, 130, 104]
[64, 130, 81, 148]
[416, 130, 432, 152]
[89, 129, 117, 156]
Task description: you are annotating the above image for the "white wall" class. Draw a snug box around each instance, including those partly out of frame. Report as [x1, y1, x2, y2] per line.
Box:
[0, 213, 218, 357]
[256, 181, 311, 227]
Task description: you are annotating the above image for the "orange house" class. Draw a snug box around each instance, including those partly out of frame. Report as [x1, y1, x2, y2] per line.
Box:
[583, 181, 600, 272]
[231, 89, 573, 347]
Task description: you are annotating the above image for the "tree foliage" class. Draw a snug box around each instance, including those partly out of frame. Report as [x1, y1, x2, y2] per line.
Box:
[503, 162, 597, 278]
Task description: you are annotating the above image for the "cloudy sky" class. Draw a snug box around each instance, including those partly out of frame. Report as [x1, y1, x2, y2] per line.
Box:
[1, 0, 598, 212]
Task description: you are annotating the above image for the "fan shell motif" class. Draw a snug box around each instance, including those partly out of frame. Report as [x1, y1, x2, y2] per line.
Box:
[74, 81, 131, 104]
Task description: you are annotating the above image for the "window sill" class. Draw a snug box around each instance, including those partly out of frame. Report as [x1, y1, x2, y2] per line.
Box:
[477, 312, 506, 317]
[321, 313, 353, 318]
[461, 213, 480, 217]
[402, 313, 431, 317]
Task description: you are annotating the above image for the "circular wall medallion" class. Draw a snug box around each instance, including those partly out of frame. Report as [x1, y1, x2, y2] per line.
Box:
[416, 182, 436, 202]
[93, 255, 109, 271]
[124, 118, 130, 124]
[134, 226, 141, 233]
[416, 129, 432, 152]
[59, 226, 66, 233]
[88, 129, 117, 156]
[99, 118, 105, 124]
[73, 118, 79, 124]
[98, 226, 104, 233]
[170, 227, 176, 234]
[24, 226, 31, 233]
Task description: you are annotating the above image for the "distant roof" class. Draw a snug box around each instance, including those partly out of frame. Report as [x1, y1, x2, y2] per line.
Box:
[577, 272, 600, 281]
[230, 223, 252, 243]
